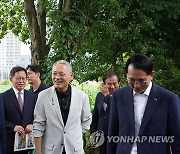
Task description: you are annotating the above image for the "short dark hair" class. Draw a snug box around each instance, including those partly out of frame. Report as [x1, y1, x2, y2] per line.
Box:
[10, 66, 27, 78]
[26, 64, 43, 78]
[125, 54, 153, 75]
[102, 72, 120, 83]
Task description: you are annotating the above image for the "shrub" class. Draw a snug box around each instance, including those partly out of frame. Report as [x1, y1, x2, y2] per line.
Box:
[0, 80, 11, 85]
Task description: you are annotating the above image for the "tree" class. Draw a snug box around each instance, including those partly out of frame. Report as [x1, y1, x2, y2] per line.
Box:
[0, 0, 179, 94]
[0, 0, 74, 64]
[43, 0, 180, 94]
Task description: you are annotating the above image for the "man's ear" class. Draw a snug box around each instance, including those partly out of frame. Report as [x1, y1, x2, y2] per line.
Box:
[70, 72, 74, 80]
[150, 70, 155, 80]
[10, 77, 13, 82]
[36, 72, 41, 79]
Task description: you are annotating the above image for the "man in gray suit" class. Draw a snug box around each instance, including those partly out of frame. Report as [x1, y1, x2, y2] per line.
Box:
[33, 60, 92, 154]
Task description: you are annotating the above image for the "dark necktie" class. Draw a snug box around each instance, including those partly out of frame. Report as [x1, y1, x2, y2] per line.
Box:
[18, 91, 24, 111]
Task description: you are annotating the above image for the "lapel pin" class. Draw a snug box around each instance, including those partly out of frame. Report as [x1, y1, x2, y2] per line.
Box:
[52, 98, 54, 105]
[153, 98, 158, 101]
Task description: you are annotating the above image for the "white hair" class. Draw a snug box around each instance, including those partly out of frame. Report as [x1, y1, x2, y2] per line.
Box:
[52, 60, 72, 72]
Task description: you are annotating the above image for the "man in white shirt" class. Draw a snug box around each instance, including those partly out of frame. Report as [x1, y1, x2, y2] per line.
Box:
[2, 66, 35, 154]
[107, 54, 180, 154]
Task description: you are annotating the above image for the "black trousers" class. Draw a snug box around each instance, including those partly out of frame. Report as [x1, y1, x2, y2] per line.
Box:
[99, 145, 107, 154]
[7, 150, 29, 154]
[62, 147, 66, 154]
[99, 139, 107, 154]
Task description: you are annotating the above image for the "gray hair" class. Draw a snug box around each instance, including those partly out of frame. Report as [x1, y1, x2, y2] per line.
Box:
[52, 60, 72, 72]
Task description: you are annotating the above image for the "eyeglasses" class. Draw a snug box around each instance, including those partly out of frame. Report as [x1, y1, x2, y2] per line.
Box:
[14, 77, 27, 81]
[52, 72, 69, 78]
[126, 77, 148, 85]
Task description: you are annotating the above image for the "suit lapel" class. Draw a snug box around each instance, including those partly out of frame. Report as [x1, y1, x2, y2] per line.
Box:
[9, 88, 22, 115]
[49, 87, 64, 127]
[124, 87, 135, 134]
[22, 90, 27, 115]
[23, 90, 31, 115]
[98, 94, 106, 114]
[139, 84, 160, 135]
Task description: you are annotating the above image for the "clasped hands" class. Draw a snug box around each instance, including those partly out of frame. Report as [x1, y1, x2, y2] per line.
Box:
[14, 124, 33, 135]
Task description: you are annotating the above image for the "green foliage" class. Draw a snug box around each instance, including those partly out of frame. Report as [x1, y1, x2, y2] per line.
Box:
[0, 85, 11, 93]
[0, 0, 29, 42]
[153, 58, 180, 95]
[0, 0, 179, 94]
[0, 80, 11, 85]
[43, 0, 180, 95]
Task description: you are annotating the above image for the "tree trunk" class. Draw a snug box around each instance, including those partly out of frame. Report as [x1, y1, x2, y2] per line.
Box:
[63, 0, 73, 14]
[23, 0, 73, 64]
[24, 0, 49, 64]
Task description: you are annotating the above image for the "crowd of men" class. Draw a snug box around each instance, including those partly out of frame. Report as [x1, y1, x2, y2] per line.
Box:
[0, 54, 179, 154]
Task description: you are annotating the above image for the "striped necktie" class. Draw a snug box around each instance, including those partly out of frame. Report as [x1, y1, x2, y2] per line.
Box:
[18, 91, 24, 111]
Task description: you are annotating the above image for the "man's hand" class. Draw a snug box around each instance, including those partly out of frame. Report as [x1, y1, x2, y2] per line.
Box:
[14, 125, 25, 135]
[25, 124, 33, 134]
[34, 137, 42, 154]
[100, 83, 109, 96]
[36, 150, 42, 154]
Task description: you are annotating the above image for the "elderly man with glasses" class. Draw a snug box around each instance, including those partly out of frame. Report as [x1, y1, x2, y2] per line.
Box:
[33, 60, 92, 154]
[2, 66, 36, 154]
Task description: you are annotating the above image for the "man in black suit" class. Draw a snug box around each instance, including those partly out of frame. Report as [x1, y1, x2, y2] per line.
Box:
[90, 72, 120, 154]
[2, 66, 35, 154]
[0, 94, 6, 154]
[107, 54, 180, 154]
[26, 64, 48, 101]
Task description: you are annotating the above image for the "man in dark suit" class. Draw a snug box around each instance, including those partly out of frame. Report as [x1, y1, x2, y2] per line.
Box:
[26, 64, 48, 101]
[107, 54, 180, 154]
[0, 94, 6, 154]
[90, 72, 120, 154]
[2, 66, 35, 154]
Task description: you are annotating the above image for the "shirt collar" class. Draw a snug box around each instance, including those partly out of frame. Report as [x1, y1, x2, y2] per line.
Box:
[12, 87, 24, 95]
[133, 81, 152, 96]
[30, 82, 45, 93]
[55, 85, 71, 97]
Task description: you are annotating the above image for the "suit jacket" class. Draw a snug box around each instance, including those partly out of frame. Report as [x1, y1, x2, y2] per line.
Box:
[90, 92, 111, 138]
[107, 83, 180, 154]
[33, 86, 92, 154]
[2, 88, 35, 154]
[0, 95, 6, 154]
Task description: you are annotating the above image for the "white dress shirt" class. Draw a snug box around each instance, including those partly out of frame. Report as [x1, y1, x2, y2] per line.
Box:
[12, 87, 24, 102]
[130, 81, 152, 154]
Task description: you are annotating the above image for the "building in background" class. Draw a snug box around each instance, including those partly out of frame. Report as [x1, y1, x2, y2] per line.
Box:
[0, 31, 31, 80]
[19, 55, 31, 68]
